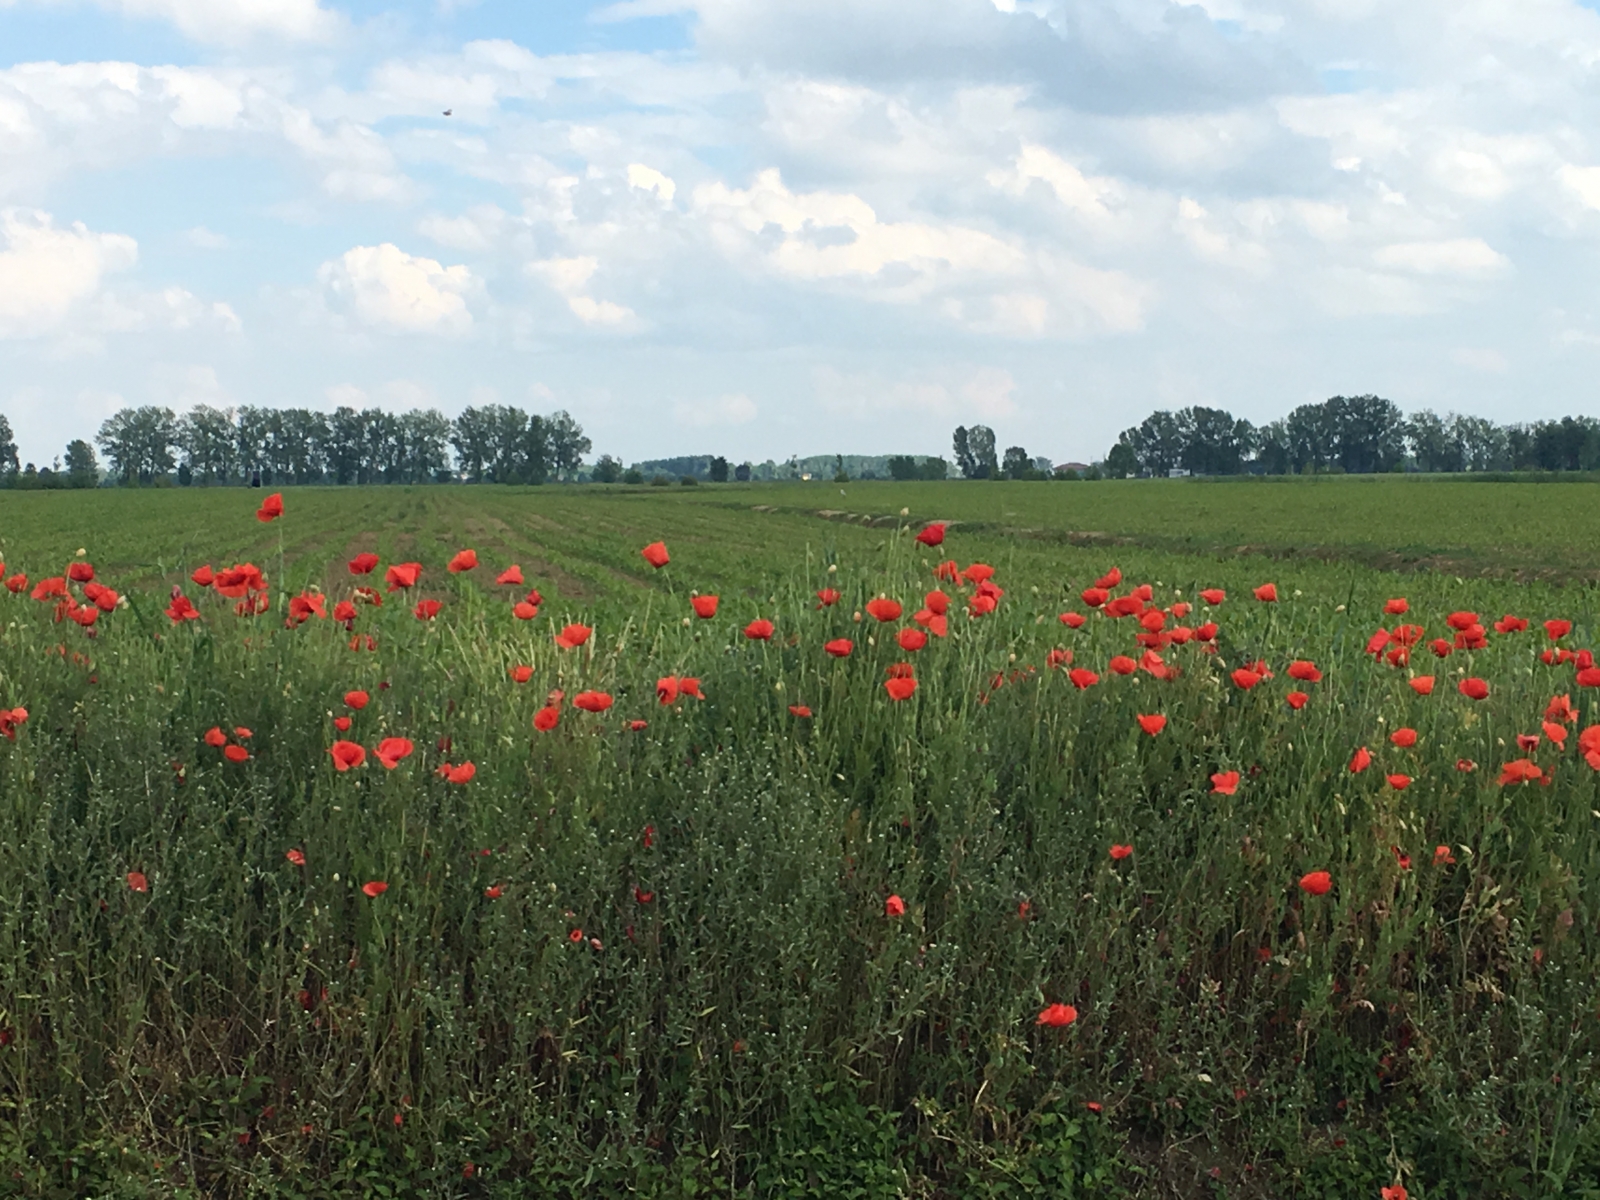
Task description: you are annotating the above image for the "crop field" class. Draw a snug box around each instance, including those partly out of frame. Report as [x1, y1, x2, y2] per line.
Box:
[1, 479, 1599, 1199]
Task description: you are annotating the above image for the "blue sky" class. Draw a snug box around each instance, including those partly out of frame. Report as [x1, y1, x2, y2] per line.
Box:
[4, 0, 1600, 469]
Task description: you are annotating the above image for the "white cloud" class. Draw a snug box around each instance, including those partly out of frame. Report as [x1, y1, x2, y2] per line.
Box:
[318, 244, 475, 334]
[674, 392, 757, 427]
[814, 364, 1017, 420]
[527, 255, 637, 326]
[186, 226, 230, 250]
[0, 0, 340, 44]
[0, 209, 137, 337]
[988, 144, 1116, 217]
[628, 163, 677, 202]
[1373, 238, 1509, 276]
[1452, 347, 1509, 373]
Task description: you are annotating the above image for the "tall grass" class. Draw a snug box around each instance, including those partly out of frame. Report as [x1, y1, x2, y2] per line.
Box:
[0, 512, 1598, 1198]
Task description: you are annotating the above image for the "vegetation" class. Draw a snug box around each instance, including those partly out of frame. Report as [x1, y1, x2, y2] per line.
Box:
[0, 481, 1598, 1199]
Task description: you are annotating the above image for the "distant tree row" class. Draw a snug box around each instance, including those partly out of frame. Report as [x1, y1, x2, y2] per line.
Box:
[1106, 397, 1600, 477]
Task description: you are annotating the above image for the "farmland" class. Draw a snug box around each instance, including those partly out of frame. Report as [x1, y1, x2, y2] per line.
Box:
[1, 477, 1599, 1199]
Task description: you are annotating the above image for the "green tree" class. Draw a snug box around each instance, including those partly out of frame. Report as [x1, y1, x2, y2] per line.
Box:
[1001, 445, 1034, 479]
[1105, 438, 1137, 478]
[963, 426, 997, 479]
[64, 439, 98, 487]
[919, 457, 949, 480]
[545, 411, 591, 481]
[177, 404, 239, 484]
[0, 413, 17, 480]
[709, 456, 729, 483]
[592, 454, 623, 483]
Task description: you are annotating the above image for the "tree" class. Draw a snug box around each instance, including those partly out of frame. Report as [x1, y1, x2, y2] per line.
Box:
[1119, 411, 1185, 476]
[734, 462, 751, 482]
[177, 404, 238, 484]
[1328, 395, 1405, 474]
[0, 413, 17, 479]
[1404, 410, 1461, 473]
[1105, 438, 1137, 478]
[592, 454, 623, 483]
[1450, 414, 1507, 471]
[709, 456, 729, 483]
[97, 407, 176, 483]
[1001, 445, 1034, 479]
[919, 457, 949, 480]
[962, 425, 997, 479]
[1253, 420, 1289, 474]
[545, 411, 590, 481]
[1182, 406, 1255, 475]
[64, 439, 98, 487]
[952, 427, 975, 478]
[887, 455, 919, 481]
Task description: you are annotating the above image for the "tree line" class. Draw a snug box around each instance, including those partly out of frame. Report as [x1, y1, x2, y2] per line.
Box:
[1105, 396, 1600, 477]
[0, 405, 592, 488]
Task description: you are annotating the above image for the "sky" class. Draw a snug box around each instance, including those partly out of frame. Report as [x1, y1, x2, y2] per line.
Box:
[3, 0, 1600, 469]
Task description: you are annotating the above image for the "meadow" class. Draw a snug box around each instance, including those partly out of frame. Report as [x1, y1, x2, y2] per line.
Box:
[0, 477, 1598, 1199]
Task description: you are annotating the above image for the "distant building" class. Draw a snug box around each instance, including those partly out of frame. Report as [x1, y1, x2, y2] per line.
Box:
[1168, 468, 1191, 478]
[1054, 462, 1091, 473]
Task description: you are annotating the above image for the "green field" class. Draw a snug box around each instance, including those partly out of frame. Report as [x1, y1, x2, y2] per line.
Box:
[1, 480, 1598, 1199]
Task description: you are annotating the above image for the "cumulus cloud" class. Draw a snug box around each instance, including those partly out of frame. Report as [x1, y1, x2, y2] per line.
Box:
[673, 392, 757, 427]
[0, 0, 340, 44]
[319, 244, 476, 334]
[814, 365, 1017, 420]
[1373, 238, 1509, 276]
[0, 209, 137, 338]
[527, 255, 637, 326]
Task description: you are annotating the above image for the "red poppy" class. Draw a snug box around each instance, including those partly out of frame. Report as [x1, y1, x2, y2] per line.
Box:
[1095, 567, 1122, 589]
[1381, 1186, 1408, 1200]
[510, 601, 537, 621]
[1517, 732, 1542, 752]
[1286, 660, 1321, 683]
[1195, 622, 1218, 642]
[628, 720, 648, 731]
[190, 564, 215, 587]
[744, 619, 775, 641]
[885, 894, 906, 917]
[691, 595, 719, 619]
[533, 706, 560, 732]
[898, 628, 928, 652]
[224, 745, 250, 763]
[574, 691, 614, 713]
[1408, 676, 1435, 696]
[915, 523, 946, 546]
[127, 871, 149, 893]
[1059, 612, 1086, 629]
[680, 677, 703, 699]
[3, 574, 26, 594]
[963, 563, 995, 585]
[1068, 668, 1099, 689]
[446, 762, 476, 784]
[204, 726, 227, 747]
[1298, 870, 1331, 896]
[1387, 773, 1412, 790]
[63, 561, 93, 585]
[1210, 770, 1240, 795]
[413, 599, 442, 620]
[484, 885, 503, 899]
[333, 599, 357, 623]
[919, 590, 949, 618]
[1350, 746, 1372, 773]
[824, 638, 853, 658]
[375, 737, 415, 769]
[1231, 668, 1262, 690]
[1109, 655, 1137, 676]
[568, 928, 584, 943]
[447, 549, 478, 574]
[1391, 846, 1412, 870]
[329, 741, 366, 771]
[1080, 587, 1109, 609]
[1494, 614, 1528, 634]
[1578, 667, 1600, 688]
[1199, 588, 1225, 605]
[333, 716, 352, 732]
[884, 676, 917, 702]
[1499, 759, 1542, 786]
[1036, 1003, 1078, 1027]
[865, 598, 902, 623]
[341, 692, 370, 714]
[1136, 713, 1166, 736]
[789, 704, 812, 718]
[1286, 691, 1309, 710]
[362, 880, 388, 898]
[1139, 609, 1166, 633]
[1253, 583, 1278, 602]
[385, 563, 421, 592]
[1085, 1102, 1103, 1114]
[502, 664, 531, 685]
[816, 588, 842, 607]
[348, 553, 380, 575]
[286, 848, 306, 866]
[256, 492, 284, 522]
[1442, 611, 1476, 632]
[1458, 677, 1489, 700]
[1545, 619, 1572, 640]
[641, 541, 670, 569]
[1547, 693, 1578, 724]
[1109, 844, 1133, 860]
[0, 706, 26, 741]
[555, 623, 592, 649]
[1390, 727, 1418, 748]
[1434, 845, 1456, 866]
[1426, 638, 1451, 658]
[31, 577, 66, 601]
[634, 886, 653, 903]
[1045, 648, 1072, 670]
[495, 564, 523, 586]
[1384, 598, 1409, 615]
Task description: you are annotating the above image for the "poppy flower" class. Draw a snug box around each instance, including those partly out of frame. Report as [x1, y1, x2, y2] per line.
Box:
[1085, 1102, 1103, 1114]
[1254, 583, 1278, 602]
[375, 737, 415, 769]
[1110, 655, 1137, 676]
[1059, 612, 1086, 629]
[0, 707, 26, 741]
[1136, 713, 1166, 736]
[634, 886, 653, 903]
[574, 691, 614, 713]
[1139, 609, 1166, 633]
[1434, 845, 1456, 865]
[512, 601, 538, 621]
[1578, 667, 1600, 688]
[915, 523, 946, 546]
[744, 619, 775, 641]
[1457, 758, 1477, 773]
[446, 549, 478, 574]
[963, 563, 996, 585]
[31, 577, 66, 601]
[496, 565, 524, 586]
[1231, 668, 1262, 690]
[127, 871, 149, 893]
[568, 928, 583, 943]
[361, 880, 388, 898]
[445, 762, 476, 784]
[1545, 619, 1572, 640]
[286, 848, 306, 866]
[789, 704, 812, 718]
[329, 740, 366, 771]
[191, 564, 215, 587]
[1350, 746, 1372, 773]
[385, 563, 421, 592]
[865, 598, 902, 623]
[1547, 694, 1578, 724]
[816, 588, 841, 607]
[1068, 668, 1099, 689]
[885, 894, 906, 917]
[1516, 732, 1541, 753]
[509, 664, 533, 684]
[1037, 1003, 1078, 1028]
[1199, 588, 1225, 605]
[1210, 770, 1240, 795]
[4, 573, 27, 594]
[824, 638, 853, 658]
[1442, 610, 1476, 632]
[333, 599, 357, 623]
[1381, 1186, 1407, 1200]
[1046, 648, 1073, 670]
[414, 599, 442, 620]
[533, 706, 560, 732]
[884, 676, 917, 702]
[1287, 660, 1322, 683]
[691, 595, 719, 619]
[1195, 622, 1218, 642]
[1494, 614, 1528, 634]
[64, 561, 92, 584]
[1286, 691, 1309, 710]
[344, 690, 369, 710]
[256, 492, 284, 522]
[1384, 598, 1409, 615]
[1109, 844, 1133, 861]
[1408, 676, 1435, 696]
[679, 677, 703, 699]
[1426, 638, 1451, 659]
[1298, 870, 1331, 896]
[333, 716, 352, 732]
[484, 885, 503, 899]
[204, 726, 227, 747]
[349, 553, 380, 575]
[1390, 727, 1418, 748]
[1499, 759, 1543, 786]
[1391, 846, 1412, 870]
[224, 745, 250, 764]
[555, 623, 592, 649]
[641, 541, 670, 569]
[628, 720, 648, 731]
[1458, 678, 1490, 700]
[1387, 773, 1412, 790]
[898, 628, 928, 652]
[1095, 567, 1122, 589]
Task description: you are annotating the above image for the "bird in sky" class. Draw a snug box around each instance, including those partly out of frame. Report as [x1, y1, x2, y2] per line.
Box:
[443, 109, 453, 116]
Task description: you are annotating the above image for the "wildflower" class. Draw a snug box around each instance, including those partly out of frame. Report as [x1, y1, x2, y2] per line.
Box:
[1434, 845, 1456, 865]
[165, 593, 200, 623]
[344, 690, 370, 710]
[1392, 847, 1412, 870]
[533, 706, 560, 732]
[513, 601, 538, 620]
[634, 886, 653, 903]
[333, 599, 357, 623]
[1231, 668, 1262, 690]
[286, 848, 306, 866]
[1298, 871, 1331, 896]
[329, 741, 366, 771]
[496, 565, 524, 586]
[1545, 619, 1572, 640]
[205, 726, 228, 747]
[1458, 678, 1490, 700]
[1499, 759, 1543, 786]
[1390, 728, 1418, 748]
[1069, 668, 1100, 689]
[362, 881, 388, 898]
[1287, 660, 1322, 683]
[445, 549, 477, 574]
[1286, 691, 1309, 710]
[691, 595, 719, 619]
[574, 691, 614, 713]
[1045, 648, 1072, 670]
[915, 523, 946, 546]
[1109, 844, 1133, 861]
[789, 705, 812, 718]
[1110, 655, 1137, 676]
[1408, 676, 1435, 696]
[628, 719, 648, 731]
[333, 716, 352, 732]
[816, 588, 841, 607]
[256, 492, 284, 522]
[375, 738, 415, 769]
[1136, 713, 1167, 736]
[414, 599, 442, 620]
[865, 598, 902, 623]
[1494, 614, 1528, 633]
[445, 762, 476, 784]
[1350, 747, 1372, 773]
[224, 745, 250, 763]
[1254, 583, 1278, 602]
[744, 618, 775, 641]
[1085, 1101, 1103, 1114]
[641, 541, 670, 569]
[884, 676, 917, 702]
[127, 871, 149, 893]
[1579, 667, 1600, 688]
[288, 592, 326, 626]
[1547, 694, 1578, 724]
[963, 563, 995, 584]
[191, 564, 215, 587]
[1037, 1003, 1078, 1027]
[349, 553, 380, 575]
[1387, 774, 1412, 790]
[1060, 612, 1086, 629]
[1381, 1187, 1408, 1200]
[824, 638, 853, 658]
[510, 665, 533, 683]
[1384, 598, 1409, 615]
[898, 628, 928, 652]
[1199, 588, 1225, 605]
[1517, 732, 1540, 753]
[0, 705, 29, 742]
[484, 886, 502, 899]
[555, 623, 592, 649]
[1081, 587, 1109, 608]
[385, 563, 421, 592]
[1210, 771, 1240, 795]
[885, 894, 906, 917]
[1457, 758, 1477, 772]
[1096, 567, 1122, 588]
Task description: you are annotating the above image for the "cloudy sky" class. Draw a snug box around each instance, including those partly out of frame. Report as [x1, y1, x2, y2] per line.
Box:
[3, 0, 1599, 468]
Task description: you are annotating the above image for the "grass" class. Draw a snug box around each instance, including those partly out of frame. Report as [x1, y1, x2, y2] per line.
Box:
[0, 480, 1598, 1199]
